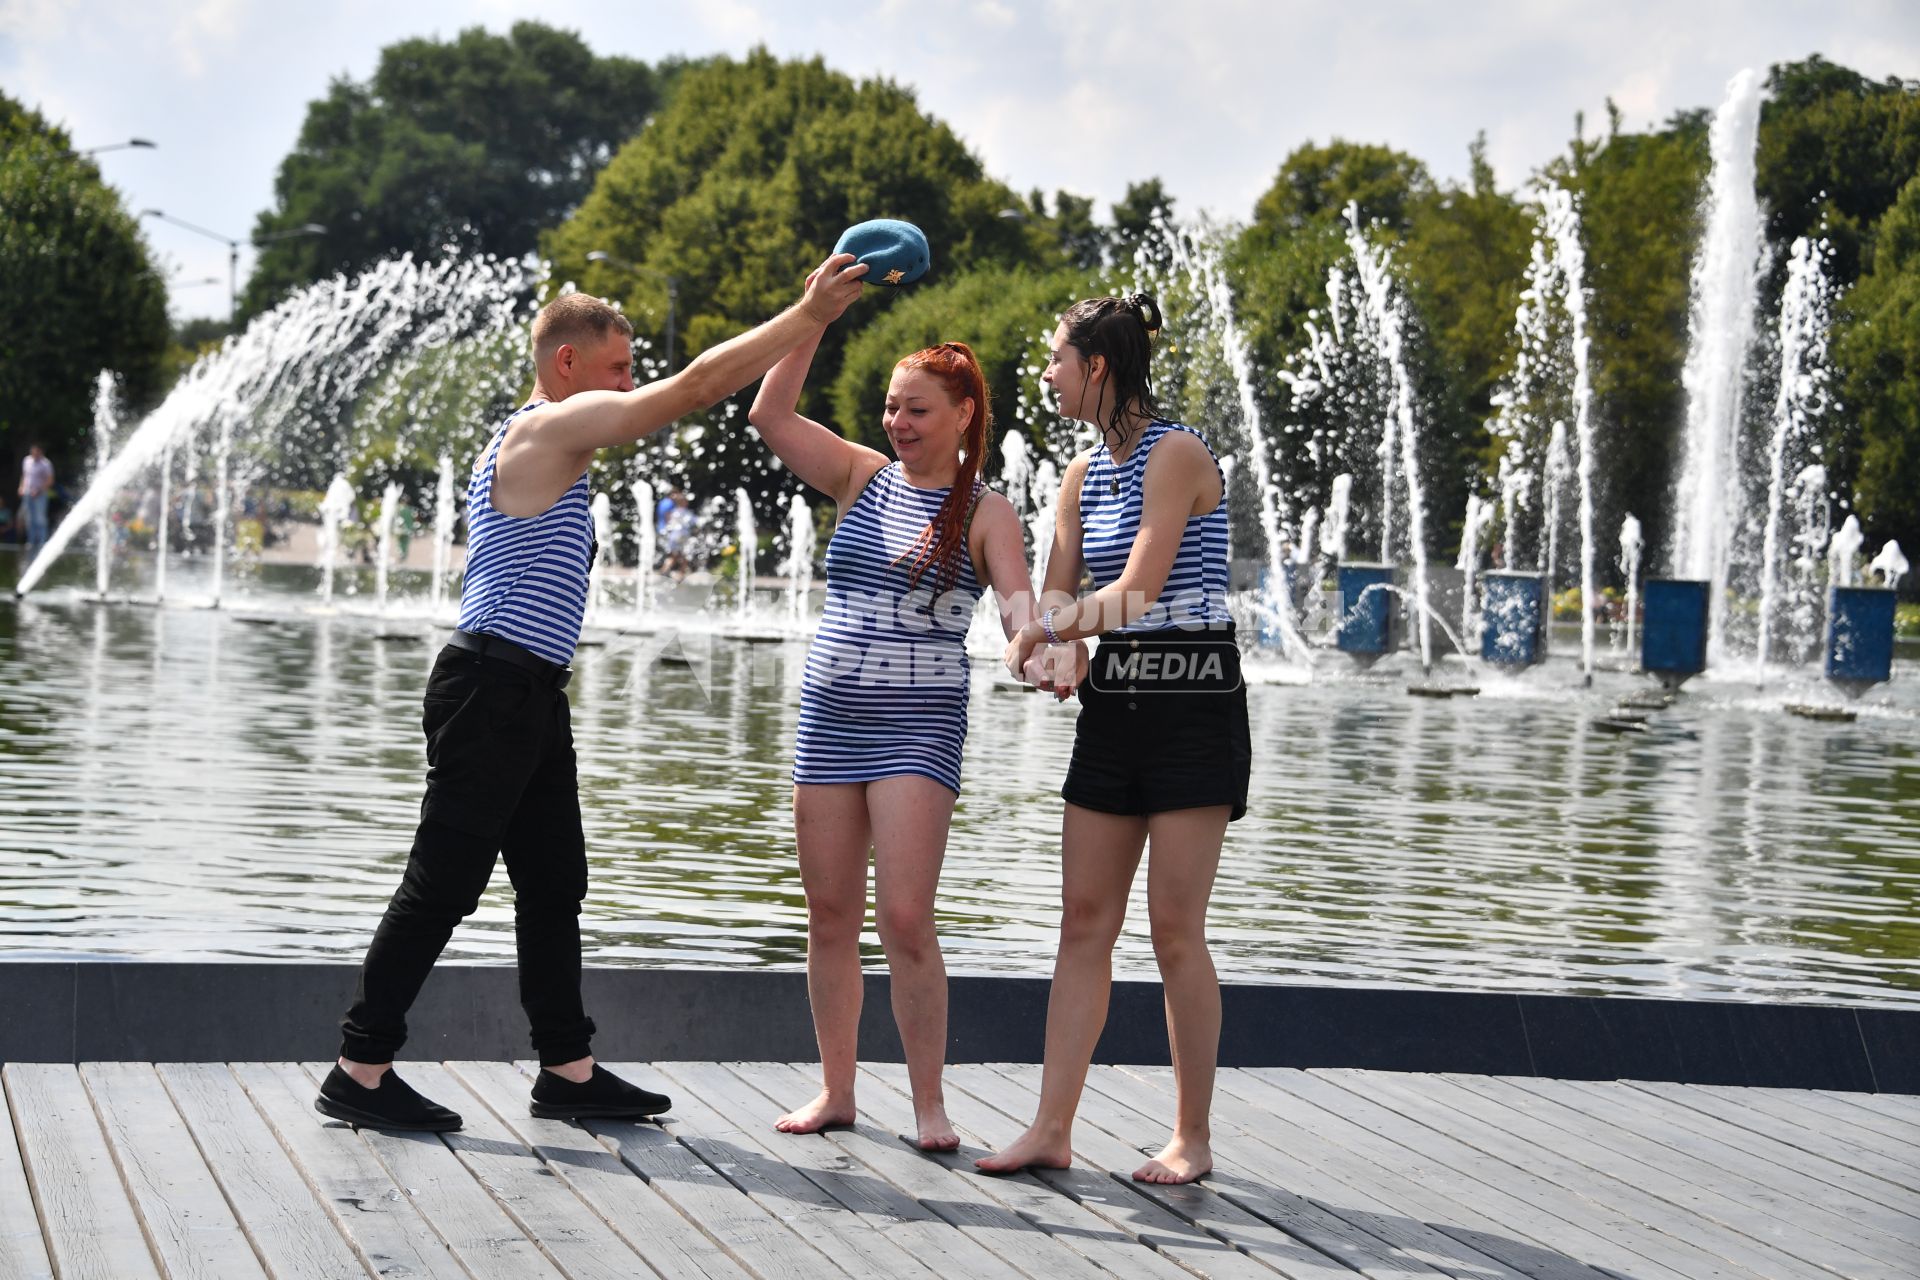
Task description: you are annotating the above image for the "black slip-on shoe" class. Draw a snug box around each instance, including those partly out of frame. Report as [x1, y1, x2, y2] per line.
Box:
[529, 1064, 672, 1120]
[314, 1064, 462, 1132]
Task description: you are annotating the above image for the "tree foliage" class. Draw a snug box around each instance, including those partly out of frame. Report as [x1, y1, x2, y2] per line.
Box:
[243, 22, 665, 317]
[1835, 171, 1920, 560]
[0, 92, 169, 472]
[830, 266, 1093, 462]
[545, 49, 1051, 503]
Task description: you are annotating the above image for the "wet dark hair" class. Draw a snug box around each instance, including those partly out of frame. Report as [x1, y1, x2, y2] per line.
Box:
[1060, 292, 1163, 447]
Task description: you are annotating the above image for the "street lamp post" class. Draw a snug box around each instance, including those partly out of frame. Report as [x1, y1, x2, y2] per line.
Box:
[586, 250, 678, 371]
[77, 138, 157, 157]
[140, 211, 326, 327]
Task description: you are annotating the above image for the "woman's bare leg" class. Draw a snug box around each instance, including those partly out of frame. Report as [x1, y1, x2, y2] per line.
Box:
[867, 775, 960, 1150]
[976, 804, 1147, 1172]
[1133, 805, 1228, 1183]
[777, 783, 871, 1133]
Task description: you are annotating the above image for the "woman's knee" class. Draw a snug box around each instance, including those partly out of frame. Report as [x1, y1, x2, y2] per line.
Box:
[874, 899, 937, 959]
[1059, 891, 1126, 950]
[806, 888, 865, 944]
[1147, 910, 1209, 966]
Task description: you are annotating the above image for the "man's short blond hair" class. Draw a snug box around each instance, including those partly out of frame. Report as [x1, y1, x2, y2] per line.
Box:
[532, 292, 634, 363]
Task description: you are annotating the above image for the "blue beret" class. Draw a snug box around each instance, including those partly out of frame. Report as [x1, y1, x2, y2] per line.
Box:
[833, 218, 929, 286]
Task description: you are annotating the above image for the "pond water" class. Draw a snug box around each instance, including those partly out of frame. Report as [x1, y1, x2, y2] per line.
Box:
[3, 552, 1917, 1007]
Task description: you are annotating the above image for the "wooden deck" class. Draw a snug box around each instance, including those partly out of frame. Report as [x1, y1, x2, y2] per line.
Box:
[2, 1061, 1914, 1280]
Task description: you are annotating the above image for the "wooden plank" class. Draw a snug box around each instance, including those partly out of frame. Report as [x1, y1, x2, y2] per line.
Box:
[1230, 1068, 1729, 1280]
[1499, 1075, 1920, 1245]
[1545, 1075, 1920, 1225]
[293, 1062, 563, 1280]
[1303, 1070, 1820, 1280]
[1089, 1063, 1560, 1280]
[731, 1061, 1122, 1280]
[1682, 1083, 1920, 1167]
[229, 1061, 470, 1280]
[389, 1063, 671, 1280]
[1629, 1080, 1920, 1194]
[692, 1061, 1098, 1280]
[0, 1068, 55, 1280]
[444, 1062, 752, 1280]
[944, 1061, 1350, 1279]
[1184, 1066, 1631, 1280]
[1060, 1064, 1458, 1280]
[1612, 1082, 1920, 1212]
[156, 1063, 373, 1280]
[80, 1062, 270, 1280]
[569, 1064, 848, 1280]
[1363, 1071, 1888, 1280]
[1820, 1090, 1920, 1139]
[613, 1061, 935, 1280]
[879, 1061, 1283, 1280]
[1792, 1090, 1920, 1147]
[2, 1063, 161, 1280]
[849, 1063, 1197, 1280]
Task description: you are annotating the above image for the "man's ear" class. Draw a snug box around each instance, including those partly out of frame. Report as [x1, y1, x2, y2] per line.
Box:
[554, 343, 577, 378]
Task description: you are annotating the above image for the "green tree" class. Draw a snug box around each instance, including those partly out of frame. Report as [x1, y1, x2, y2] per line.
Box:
[546, 49, 1050, 503]
[0, 92, 169, 472]
[830, 265, 1093, 464]
[243, 22, 666, 317]
[1759, 56, 1920, 289]
[1542, 107, 1708, 562]
[1835, 172, 1920, 563]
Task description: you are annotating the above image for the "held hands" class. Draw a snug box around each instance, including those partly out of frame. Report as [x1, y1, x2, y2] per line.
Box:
[801, 253, 868, 325]
[1024, 641, 1089, 702]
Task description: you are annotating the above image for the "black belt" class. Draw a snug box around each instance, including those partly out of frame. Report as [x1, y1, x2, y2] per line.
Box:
[447, 629, 571, 689]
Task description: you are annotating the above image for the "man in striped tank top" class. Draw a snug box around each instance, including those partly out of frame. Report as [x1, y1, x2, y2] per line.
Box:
[316, 254, 869, 1134]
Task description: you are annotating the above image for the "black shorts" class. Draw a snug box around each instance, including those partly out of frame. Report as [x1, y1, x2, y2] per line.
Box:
[1061, 625, 1252, 821]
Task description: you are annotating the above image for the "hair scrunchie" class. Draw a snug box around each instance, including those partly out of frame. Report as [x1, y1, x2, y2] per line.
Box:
[1123, 292, 1162, 341]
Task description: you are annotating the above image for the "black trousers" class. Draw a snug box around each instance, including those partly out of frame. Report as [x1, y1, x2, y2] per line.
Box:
[340, 644, 596, 1067]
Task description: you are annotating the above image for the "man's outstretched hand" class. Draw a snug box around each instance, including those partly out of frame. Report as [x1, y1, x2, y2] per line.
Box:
[801, 253, 869, 325]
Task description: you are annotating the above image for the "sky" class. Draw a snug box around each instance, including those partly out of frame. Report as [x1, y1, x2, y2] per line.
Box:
[4, 0, 1915, 322]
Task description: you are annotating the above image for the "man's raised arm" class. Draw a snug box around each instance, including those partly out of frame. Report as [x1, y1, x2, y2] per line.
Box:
[523, 253, 867, 457]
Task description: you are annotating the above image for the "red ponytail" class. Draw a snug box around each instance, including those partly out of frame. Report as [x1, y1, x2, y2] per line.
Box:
[895, 341, 990, 592]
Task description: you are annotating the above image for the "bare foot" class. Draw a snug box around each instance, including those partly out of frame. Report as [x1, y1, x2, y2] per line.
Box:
[775, 1091, 855, 1134]
[1132, 1134, 1211, 1184]
[974, 1123, 1071, 1174]
[913, 1099, 959, 1152]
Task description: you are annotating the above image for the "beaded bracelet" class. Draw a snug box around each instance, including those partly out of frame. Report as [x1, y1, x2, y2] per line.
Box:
[1040, 606, 1062, 645]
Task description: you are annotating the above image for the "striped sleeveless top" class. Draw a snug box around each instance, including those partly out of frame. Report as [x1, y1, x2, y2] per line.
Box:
[1080, 420, 1232, 632]
[455, 403, 594, 665]
[794, 464, 986, 793]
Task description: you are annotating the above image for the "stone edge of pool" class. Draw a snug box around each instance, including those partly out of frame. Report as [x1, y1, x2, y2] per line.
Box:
[0, 962, 1912, 1094]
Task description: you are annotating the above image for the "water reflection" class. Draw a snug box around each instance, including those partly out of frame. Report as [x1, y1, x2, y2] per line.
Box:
[1, 558, 1916, 1006]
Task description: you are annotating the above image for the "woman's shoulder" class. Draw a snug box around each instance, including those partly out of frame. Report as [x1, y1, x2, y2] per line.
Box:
[1147, 422, 1215, 461]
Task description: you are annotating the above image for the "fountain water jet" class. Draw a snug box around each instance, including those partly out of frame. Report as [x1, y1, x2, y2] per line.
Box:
[1671, 68, 1766, 659]
[629, 479, 657, 621]
[317, 475, 354, 605]
[782, 493, 816, 623]
[1756, 237, 1836, 672]
[430, 455, 457, 614]
[90, 373, 119, 598]
[373, 481, 402, 613]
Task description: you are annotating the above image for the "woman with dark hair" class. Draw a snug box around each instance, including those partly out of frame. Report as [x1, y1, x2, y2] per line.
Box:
[747, 310, 1037, 1151]
[980, 292, 1249, 1185]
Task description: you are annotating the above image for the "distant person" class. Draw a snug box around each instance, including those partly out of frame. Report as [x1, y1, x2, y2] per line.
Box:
[655, 490, 676, 535]
[980, 293, 1249, 1186]
[314, 255, 868, 1134]
[17, 444, 53, 557]
[747, 323, 1038, 1150]
[661, 490, 694, 582]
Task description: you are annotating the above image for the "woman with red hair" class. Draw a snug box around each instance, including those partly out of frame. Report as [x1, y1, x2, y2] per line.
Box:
[747, 311, 1037, 1150]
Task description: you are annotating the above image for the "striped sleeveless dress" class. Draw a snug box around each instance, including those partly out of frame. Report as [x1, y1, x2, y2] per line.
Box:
[794, 464, 985, 794]
[455, 403, 594, 665]
[1080, 421, 1232, 630]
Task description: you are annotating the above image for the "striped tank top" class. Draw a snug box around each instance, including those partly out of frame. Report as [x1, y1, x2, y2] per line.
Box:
[455, 403, 594, 665]
[1080, 420, 1232, 632]
[793, 464, 986, 794]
